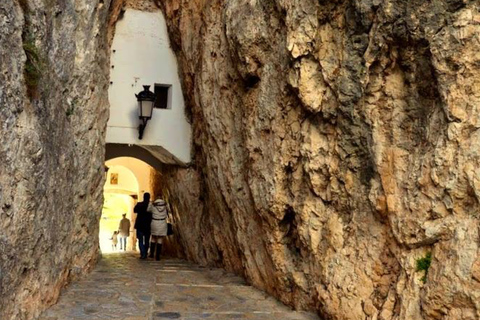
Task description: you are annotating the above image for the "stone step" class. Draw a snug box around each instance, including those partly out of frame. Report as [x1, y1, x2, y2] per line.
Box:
[38, 254, 321, 320]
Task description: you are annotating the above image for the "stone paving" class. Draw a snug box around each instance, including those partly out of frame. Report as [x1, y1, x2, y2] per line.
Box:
[38, 253, 320, 320]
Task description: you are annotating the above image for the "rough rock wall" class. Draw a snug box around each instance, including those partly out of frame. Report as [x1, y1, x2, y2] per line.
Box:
[0, 1, 113, 319]
[159, 0, 480, 319]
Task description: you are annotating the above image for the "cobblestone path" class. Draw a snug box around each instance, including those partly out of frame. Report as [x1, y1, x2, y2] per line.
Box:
[39, 253, 320, 320]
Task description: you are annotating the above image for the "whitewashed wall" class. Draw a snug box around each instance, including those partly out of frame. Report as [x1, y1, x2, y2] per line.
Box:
[107, 9, 191, 163]
[105, 157, 154, 196]
[104, 165, 139, 196]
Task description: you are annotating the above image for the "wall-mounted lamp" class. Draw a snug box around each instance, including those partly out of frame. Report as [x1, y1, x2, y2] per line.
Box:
[135, 85, 155, 140]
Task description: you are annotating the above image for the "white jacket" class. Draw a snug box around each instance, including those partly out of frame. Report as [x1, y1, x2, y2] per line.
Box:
[148, 202, 168, 236]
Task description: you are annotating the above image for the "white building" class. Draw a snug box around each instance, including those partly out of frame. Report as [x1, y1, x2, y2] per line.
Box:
[106, 9, 191, 165]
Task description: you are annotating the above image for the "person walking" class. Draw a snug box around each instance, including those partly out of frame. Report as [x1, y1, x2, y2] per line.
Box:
[110, 231, 119, 251]
[118, 213, 131, 251]
[148, 198, 169, 261]
[133, 193, 152, 259]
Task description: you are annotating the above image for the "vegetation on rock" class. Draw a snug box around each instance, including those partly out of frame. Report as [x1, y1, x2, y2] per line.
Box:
[23, 36, 43, 98]
[416, 252, 432, 283]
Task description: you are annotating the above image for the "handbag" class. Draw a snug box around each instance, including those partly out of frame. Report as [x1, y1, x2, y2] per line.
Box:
[167, 223, 173, 235]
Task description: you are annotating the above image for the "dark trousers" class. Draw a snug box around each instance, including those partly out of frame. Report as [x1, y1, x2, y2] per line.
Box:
[136, 230, 150, 258]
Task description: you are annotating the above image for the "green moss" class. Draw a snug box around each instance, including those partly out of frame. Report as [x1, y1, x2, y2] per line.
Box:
[416, 252, 432, 283]
[23, 37, 43, 98]
[65, 107, 74, 117]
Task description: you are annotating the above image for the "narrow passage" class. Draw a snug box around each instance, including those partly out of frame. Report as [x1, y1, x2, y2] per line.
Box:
[39, 253, 320, 320]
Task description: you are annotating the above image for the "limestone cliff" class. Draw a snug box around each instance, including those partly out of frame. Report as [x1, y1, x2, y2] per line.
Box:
[158, 1, 480, 319]
[0, 1, 111, 319]
[1, 0, 480, 320]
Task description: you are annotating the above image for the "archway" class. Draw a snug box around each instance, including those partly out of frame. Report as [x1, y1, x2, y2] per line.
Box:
[101, 157, 158, 254]
[106, 143, 165, 170]
[101, 164, 139, 253]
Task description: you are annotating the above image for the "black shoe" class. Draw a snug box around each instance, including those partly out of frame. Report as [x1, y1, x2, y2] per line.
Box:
[149, 242, 156, 258]
[155, 244, 162, 261]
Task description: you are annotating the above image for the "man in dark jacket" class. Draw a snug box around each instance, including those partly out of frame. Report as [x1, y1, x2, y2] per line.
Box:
[134, 193, 152, 259]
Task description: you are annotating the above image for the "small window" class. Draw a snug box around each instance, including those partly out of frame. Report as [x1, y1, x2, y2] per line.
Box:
[154, 84, 171, 109]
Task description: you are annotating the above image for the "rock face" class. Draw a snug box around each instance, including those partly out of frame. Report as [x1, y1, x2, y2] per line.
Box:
[1, 1, 480, 320]
[158, 0, 480, 319]
[0, 1, 111, 319]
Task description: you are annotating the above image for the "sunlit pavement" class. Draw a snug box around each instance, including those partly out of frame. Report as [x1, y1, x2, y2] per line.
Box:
[38, 253, 320, 320]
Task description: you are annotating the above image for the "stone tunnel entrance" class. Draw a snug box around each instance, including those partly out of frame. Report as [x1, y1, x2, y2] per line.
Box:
[38, 148, 320, 320]
[101, 162, 138, 253]
[102, 143, 182, 257]
[101, 156, 150, 253]
[1, 0, 477, 318]
[35, 144, 318, 320]
[42, 143, 320, 319]
[102, 1, 192, 260]
[0, 2, 319, 319]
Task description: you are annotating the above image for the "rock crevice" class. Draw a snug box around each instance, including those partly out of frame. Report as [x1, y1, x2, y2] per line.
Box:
[1, 1, 480, 320]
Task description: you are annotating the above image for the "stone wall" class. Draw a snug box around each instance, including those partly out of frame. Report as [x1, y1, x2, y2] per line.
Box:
[0, 1, 113, 319]
[158, 0, 480, 319]
[1, 0, 480, 320]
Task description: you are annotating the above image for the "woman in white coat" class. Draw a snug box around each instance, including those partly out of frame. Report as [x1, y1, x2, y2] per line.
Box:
[148, 198, 169, 260]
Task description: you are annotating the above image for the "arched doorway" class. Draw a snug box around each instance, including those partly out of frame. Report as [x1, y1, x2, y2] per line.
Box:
[101, 157, 157, 253]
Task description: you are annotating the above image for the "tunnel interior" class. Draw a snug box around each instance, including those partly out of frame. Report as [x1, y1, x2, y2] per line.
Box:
[103, 144, 183, 258]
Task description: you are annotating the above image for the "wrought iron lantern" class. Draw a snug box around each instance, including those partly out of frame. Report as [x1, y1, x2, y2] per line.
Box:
[136, 85, 156, 139]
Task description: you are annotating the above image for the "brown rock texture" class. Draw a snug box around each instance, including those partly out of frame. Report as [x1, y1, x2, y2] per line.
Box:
[0, 0, 112, 319]
[157, 0, 480, 319]
[1, 0, 480, 320]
